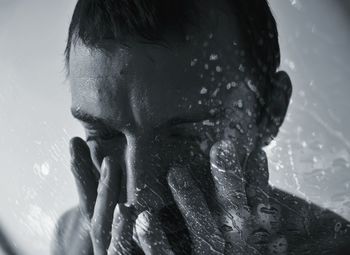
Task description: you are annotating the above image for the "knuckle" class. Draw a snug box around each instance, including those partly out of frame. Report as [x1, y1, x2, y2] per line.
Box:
[97, 180, 113, 196]
[210, 140, 239, 173]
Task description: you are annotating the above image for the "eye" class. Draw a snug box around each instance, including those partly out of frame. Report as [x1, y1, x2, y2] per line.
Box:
[85, 127, 121, 142]
[168, 126, 199, 142]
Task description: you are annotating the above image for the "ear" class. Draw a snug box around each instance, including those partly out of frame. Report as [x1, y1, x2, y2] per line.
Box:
[258, 71, 292, 146]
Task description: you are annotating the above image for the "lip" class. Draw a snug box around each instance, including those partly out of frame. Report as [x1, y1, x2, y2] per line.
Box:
[248, 228, 271, 245]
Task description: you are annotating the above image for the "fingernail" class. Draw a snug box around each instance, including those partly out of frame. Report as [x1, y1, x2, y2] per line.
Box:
[112, 205, 123, 226]
[101, 157, 110, 180]
[168, 167, 192, 191]
[210, 140, 237, 170]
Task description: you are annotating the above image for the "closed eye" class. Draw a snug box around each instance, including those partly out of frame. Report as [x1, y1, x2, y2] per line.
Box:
[167, 126, 200, 141]
[84, 125, 122, 142]
[165, 116, 219, 142]
[71, 108, 121, 142]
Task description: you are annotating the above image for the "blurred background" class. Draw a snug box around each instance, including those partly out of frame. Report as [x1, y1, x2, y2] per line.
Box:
[0, 0, 349, 254]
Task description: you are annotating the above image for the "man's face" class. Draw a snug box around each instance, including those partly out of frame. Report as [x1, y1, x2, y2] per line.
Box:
[69, 6, 264, 212]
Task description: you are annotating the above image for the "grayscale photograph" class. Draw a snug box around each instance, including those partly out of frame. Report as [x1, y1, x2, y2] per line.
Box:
[0, 0, 350, 254]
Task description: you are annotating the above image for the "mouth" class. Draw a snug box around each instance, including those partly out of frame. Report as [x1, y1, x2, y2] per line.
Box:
[248, 228, 271, 245]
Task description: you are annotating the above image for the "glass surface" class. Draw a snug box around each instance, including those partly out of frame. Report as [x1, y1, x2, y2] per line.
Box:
[0, 1, 349, 254]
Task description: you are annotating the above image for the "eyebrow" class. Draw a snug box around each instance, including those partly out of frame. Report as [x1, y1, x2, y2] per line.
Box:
[156, 115, 217, 131]
[71, 108, 218, 132]
[164, 117, 201, 127]
[71, 108, 110, 128]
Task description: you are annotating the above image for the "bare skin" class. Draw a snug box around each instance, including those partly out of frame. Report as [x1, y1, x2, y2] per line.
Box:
[52, 138, 350, 255]
[52, 0, 350, 254]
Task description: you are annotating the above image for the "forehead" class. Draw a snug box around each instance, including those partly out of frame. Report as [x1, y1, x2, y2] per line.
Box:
[69, 40, 217, 130]
[69, 41, 130, 79]
[68, 10, 256, 131]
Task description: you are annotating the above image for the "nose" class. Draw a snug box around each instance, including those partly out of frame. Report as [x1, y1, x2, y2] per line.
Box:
[122, 134, 173, 212]
[122, 133, 195, 249]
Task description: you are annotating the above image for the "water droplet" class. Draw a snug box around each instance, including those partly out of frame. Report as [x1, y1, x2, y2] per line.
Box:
[210, 54, 218, 61]
[200, 87, 208, 94]
[190, 58, 198, 66]
[239, 64, 245, 72]
[236, 99, 243, 109]
[203, 120, 215, 126]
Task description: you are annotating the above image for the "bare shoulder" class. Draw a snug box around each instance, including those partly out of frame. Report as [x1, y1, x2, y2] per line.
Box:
[270, 187, 350, 254]
[51, 206, 92, 255]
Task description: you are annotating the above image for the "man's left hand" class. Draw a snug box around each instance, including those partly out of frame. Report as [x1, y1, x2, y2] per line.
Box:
[165, 140, 286, 255]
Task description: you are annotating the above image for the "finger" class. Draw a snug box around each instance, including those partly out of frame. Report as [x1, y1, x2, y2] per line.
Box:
[70, 137, 98, 219]
[167, 166, 225, 255]
[91, 157, 122, 255]
[156, 204, 193, 254]
[210, 140, 251, 249]
[209, 140, 247, 208]
[109, 205, 137, 255]
[136, 211, 174, 255]
[245, 150, 282, 235]
[245, 149, 270, 207]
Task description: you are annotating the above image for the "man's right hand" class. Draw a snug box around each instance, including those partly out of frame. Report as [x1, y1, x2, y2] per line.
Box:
[70, 137, 136, 255]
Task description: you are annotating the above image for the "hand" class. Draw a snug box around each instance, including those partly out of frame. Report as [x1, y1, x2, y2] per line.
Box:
[70, 137, 138, 255]
[166, 139, 287, 255]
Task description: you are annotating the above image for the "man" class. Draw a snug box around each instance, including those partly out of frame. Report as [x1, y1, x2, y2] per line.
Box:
[51, 0, 350, 254]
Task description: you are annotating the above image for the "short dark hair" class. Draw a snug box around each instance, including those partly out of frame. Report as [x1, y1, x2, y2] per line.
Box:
[65, 0, 280, 84]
